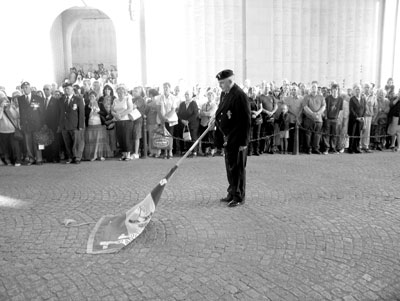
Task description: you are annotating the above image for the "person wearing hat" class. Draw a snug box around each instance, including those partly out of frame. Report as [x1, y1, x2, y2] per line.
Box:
[213, 69, 251, 207]
[59, 82, 85, 164]
[17, 81, 45, 165]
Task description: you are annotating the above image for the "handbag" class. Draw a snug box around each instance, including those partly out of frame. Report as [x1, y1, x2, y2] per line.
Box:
[182, 125, 192, 141]
[152, 125, 171, 149]
[4, 110, 24, 141]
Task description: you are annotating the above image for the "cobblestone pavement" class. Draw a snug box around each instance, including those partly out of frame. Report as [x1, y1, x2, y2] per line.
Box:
[1, 151, 400, 301]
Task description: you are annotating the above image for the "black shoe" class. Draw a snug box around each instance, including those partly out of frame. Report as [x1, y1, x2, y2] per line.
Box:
[74, 160, 81, 164]
[364, 149, 373, 153]
[355, 149, 362, 154]
[220, 195, 233, 203]
[377, 146, 383, 151]
[312, 150, 322, 155]
[34, 161, 43, 166]
[228, 200, 245, 207]
[254, 152, 260, 156]
[2, 158, 12, 166]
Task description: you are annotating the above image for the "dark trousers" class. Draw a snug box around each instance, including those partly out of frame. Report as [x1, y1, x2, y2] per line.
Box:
[259, 121, 274, 153]
[178, 123, 198, 153]
[348, 119, 362, 152]
[0, 133, 22, 164]
[323, 119, 338, 151]
[165, 123, 177, 152]
[62, 129, 85, 160]
[303, 117, 322, 151]
[288, 123, 296, 152]
[224, 147, 247, 202]
[199, 125, 215, 153]
[248, 123, 261, 154]
[43, 128, 60, 162]
[115, 120, 133, 152]
[23, 131, 43, 162]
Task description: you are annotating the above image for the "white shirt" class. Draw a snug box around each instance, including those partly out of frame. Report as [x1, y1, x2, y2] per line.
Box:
[159, 93, 178, 125]
[112, 95, 133, 121]
[45, 96, 51, 109]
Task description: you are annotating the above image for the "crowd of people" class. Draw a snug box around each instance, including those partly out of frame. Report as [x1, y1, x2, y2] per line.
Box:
[0, 71, 399, 166]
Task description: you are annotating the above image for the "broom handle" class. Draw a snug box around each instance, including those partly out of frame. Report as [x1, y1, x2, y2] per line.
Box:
[175, 123, 213, 167]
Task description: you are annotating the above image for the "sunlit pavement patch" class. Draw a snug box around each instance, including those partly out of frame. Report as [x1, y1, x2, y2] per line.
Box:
[0, 195, 27, 208]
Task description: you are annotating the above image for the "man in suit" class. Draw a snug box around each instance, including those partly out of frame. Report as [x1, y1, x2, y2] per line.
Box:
[214, 69, 251, 207]
[42, 84, 61, 163]
[59, 82, 85, 164]
[17, 81, 45, 165]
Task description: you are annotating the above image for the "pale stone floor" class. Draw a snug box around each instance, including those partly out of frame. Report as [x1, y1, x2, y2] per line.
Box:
[1, 152, 400, 300]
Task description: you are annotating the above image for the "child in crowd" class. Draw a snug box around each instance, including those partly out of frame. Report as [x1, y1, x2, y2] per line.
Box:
[277, 104, 290, 154]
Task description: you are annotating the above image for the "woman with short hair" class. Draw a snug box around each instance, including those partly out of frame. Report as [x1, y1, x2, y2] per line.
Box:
[112, 84, 134, 161]
[199, 91, 217, 156]
[145, 89, 161, 157]
[158, 82, 178, 159]
[83, 91, 112, 161]
[130, 86, 147, 159]
[177, 90, 199, 156]
[371, 89, 390, 151]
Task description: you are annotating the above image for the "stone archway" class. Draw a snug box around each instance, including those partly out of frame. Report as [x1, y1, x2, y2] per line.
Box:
[50, 6, 117, 84]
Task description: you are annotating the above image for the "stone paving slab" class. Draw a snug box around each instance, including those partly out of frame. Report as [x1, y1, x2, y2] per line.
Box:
[0, 152, 400, 300]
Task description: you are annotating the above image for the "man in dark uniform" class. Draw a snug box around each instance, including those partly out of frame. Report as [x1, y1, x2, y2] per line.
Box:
[43, 84, 61, 163]
[214, 69, 251, 207]
[59, 82, 85, 164]
[18, 81, 45, 165]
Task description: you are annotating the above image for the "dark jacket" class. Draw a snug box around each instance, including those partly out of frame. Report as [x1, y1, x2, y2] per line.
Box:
[44, 96, 61, 130]
[17, 93, 45, 132]
[59, 95, 85, 130]
[389, 98, 400, 118]
[215, 84, 251, 150]
[177, 100, 199, 128]
[349, 96, 366, 120]
[84, 104, 106, 127]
